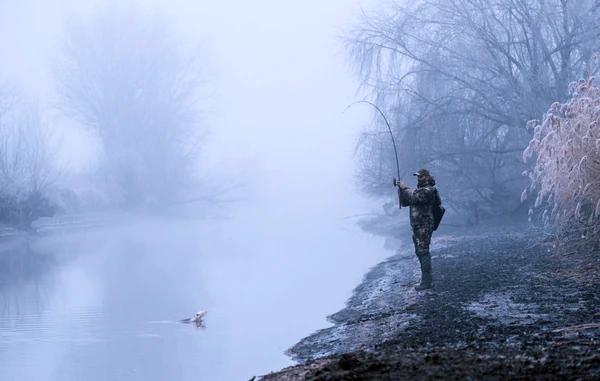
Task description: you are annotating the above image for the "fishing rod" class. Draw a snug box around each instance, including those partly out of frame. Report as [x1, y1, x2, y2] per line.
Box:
[345, 100, 402, 209]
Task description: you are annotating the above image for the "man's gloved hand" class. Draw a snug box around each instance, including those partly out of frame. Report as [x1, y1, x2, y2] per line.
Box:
[393, 178, 406, 188]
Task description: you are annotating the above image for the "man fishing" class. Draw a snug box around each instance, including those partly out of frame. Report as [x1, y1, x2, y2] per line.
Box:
[394, 169, 443, 290]
[346, 101, 443, 289]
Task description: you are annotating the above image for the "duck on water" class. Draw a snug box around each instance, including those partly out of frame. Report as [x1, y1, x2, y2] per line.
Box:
[181, 311, 207, 327]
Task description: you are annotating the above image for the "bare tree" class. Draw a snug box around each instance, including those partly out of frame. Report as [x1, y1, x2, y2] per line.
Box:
[0, 89, 57, 228]
[55, 5, 207, 209]
[347, 0, 600, 222]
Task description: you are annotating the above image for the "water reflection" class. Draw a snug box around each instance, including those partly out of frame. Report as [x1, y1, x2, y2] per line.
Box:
[0, 216, 387, 380]
[0, 238, 57, 322]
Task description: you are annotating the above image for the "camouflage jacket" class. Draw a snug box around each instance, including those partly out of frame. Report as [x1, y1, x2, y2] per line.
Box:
[398, 182, 440, 228]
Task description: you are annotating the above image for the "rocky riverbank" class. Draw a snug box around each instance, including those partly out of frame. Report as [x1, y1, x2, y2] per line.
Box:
[261, 224, 600, 380]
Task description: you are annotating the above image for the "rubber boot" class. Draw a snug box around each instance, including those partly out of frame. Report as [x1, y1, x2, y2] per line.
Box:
[415, 252, 433, 291]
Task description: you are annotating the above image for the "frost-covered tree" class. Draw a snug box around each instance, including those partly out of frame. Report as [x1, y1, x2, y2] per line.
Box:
[523, 76, 600, 237]
[56, 6, 206, 209]
[348, 0, 600, 223]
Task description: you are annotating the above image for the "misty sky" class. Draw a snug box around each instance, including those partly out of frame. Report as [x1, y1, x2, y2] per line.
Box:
[0, 0, 382, 220]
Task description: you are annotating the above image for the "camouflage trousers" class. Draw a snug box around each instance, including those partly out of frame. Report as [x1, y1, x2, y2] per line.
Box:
[412, 224, 434, 288]
[411, 224, 433, 258]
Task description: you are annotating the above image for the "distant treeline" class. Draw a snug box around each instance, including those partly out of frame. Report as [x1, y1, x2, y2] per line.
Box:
[0, 5, 208, 230]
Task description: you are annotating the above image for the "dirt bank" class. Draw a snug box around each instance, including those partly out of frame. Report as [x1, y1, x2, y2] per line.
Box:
[261, 227, 600, 380]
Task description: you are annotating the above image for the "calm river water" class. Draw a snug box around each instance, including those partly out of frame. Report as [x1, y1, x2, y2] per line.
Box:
[0, 210, 387, 380]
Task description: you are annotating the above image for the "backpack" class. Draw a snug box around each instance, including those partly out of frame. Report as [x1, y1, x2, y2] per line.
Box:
[432, 188, 445, 231]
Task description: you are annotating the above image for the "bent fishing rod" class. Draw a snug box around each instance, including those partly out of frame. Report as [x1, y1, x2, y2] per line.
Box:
[345, 100, 403, 209]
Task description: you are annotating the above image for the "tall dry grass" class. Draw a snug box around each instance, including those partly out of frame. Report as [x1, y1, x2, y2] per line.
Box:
[523, 77, 600, 238]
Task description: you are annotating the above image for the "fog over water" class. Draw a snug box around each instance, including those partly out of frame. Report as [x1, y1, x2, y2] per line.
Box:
[0, 0, 392, 380]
